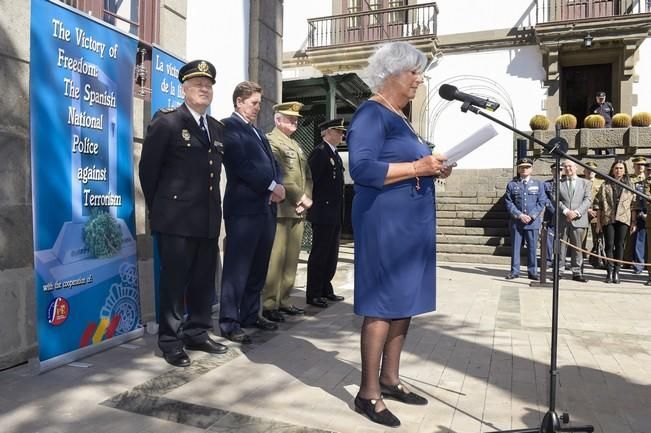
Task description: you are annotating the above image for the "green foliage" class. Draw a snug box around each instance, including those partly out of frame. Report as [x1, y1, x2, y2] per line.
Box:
[584, 114, 606, 128]
[611, 113, 631, 128]
[555, 114, 577, 129]
[632, 112, 651, 127]
[529, 114, 550, 130]
[83, 210, 123, 258]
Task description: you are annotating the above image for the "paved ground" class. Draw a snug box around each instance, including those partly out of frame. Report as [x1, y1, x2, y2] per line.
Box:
[2, 243, 651, 433]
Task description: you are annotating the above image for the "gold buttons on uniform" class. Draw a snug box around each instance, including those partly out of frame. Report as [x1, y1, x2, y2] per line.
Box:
[210, 173, 214, 178]
[209, 186, 213, 191]
[173, 195, 178, 200]
[186, 143, 191, 147]
[209, 160, 213, 165]
[208, 149, 212, 153]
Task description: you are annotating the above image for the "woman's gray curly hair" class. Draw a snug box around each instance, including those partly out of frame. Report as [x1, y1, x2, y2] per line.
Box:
[364, 42, 428, 93]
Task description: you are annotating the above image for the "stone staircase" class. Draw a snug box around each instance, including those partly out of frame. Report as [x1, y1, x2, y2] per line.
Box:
[435, 168, 515, 265]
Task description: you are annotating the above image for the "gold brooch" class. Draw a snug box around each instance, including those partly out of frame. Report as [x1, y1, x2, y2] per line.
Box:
[182, 129, 191, 140]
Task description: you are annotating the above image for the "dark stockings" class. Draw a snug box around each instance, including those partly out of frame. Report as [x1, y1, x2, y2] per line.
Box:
[359, 316, 411, 411]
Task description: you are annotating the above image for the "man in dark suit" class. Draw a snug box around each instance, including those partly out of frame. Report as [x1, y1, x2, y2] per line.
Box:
[219, 81, 285, 344]
[305, 118, 347, 308]
[139, 60, 228, 367]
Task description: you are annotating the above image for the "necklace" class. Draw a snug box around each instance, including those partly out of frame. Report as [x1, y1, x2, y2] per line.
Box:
[375, 93, 423, 191]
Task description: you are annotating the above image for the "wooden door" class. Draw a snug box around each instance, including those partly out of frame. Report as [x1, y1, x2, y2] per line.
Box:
[561, 64, 612, 128]
[342, 0, 406, 44]
[561, 0, 617, 20]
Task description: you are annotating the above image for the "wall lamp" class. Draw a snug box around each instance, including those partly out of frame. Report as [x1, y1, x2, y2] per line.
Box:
[583, 33, 593, 48]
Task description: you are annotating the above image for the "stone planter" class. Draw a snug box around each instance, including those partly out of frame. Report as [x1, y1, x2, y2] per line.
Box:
[579, 128, 627, 150]
[530, 129, 580, 149]
[628, 126, 651, 148]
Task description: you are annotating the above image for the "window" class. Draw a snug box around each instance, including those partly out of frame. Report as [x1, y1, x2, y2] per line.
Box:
[347, 0, 361, 28]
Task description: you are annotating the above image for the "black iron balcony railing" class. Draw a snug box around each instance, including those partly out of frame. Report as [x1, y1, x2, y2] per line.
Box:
[536, 0, 650, 23]
[307, 2, 438, 50]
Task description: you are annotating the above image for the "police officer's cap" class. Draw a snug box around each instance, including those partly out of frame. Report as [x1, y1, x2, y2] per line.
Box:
[273, 101, 303, 117]
[318, 118, 347, 132]
[632, 156, 647, 165]
[596, 91, 606, 97]
[517, 157, 533, 167]
[178, 60, 216, 84]
[584, 160, 598, 168]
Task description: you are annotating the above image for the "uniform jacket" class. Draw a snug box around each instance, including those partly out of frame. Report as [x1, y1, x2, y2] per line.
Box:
[594, 179, 635, 226]
[139, 103, 223, 238]
[504, 177, 547, 230]
[307, 141, 345, 225]
[221, 113, 282, 219]
[266, 127, 312, 219]
[631, 173, 646, 213]
[588, 101, 615, 126]
[558, 177, 592, 228]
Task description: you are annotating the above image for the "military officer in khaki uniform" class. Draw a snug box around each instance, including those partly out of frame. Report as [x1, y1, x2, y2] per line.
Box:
[261, 102, 313, 322]
[628, 156, 647, 274]
[582, 160, 604, 266]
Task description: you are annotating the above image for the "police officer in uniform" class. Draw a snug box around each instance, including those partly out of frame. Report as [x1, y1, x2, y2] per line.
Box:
[139, 60, 228, 367]
[305, 118, 347, 307]
[630, 156, 647, 274]
[504, 157, 547, 280]
[260, 102, 313, 322]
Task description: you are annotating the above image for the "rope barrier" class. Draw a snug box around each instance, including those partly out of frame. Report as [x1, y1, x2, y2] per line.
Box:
[558, 238, 646, 267]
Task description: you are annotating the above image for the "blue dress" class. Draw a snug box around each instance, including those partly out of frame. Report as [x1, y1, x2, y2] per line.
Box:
[348, 100, 436, 318]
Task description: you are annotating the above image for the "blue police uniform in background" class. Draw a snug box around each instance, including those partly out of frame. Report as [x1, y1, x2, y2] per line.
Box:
[504, 157, 547, 279]
[631, 157, 647, 273]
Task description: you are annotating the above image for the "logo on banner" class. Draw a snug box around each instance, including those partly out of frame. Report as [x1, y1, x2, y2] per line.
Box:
[47, 297, 70, 326]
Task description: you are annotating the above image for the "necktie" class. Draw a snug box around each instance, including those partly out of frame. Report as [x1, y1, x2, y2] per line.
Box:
[199, 116, 210, 143]
[569, 178, 574, 197]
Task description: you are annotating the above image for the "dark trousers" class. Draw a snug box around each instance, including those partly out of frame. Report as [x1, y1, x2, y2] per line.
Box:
[219, 213, 276, 334]
[633, 218, 647, 272]
[306, 223, 341, 300]
[157, 233, 218, 353]
[604, 222, 629, 262]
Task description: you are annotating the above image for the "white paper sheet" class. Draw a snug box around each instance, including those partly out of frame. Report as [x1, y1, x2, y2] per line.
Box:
[441, 123, 498, 166]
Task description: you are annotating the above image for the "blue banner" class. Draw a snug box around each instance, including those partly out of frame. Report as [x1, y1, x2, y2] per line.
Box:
[151, 47, 185, 113]
[30, 0, 141, 364]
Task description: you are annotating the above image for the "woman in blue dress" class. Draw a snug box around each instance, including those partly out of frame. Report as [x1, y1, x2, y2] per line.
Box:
[347, 42, 454, 427]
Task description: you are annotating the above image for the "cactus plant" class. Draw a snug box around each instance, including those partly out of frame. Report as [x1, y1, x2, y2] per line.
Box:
[555, 114, 577, 129]
[611, 113, 631, 128]
[632, 112, 651, 127]
[584, 114, 606, 128]
[529, 114, 550, 130]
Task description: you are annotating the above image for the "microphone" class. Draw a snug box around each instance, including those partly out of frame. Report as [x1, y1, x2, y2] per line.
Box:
[439, 84, 500, 112]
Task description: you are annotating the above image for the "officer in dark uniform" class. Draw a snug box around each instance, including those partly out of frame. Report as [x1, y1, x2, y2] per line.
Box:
[630, 156, 647, 274]
[588, 91, 616, 155]
[139, 60, 228, 367]
[305, 118, 347, 307]
[504, 157, 547, 280]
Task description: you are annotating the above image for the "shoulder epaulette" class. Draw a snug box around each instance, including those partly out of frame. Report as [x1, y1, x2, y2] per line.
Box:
[207, 114, 224, 126]
[159, 107, 177, 114]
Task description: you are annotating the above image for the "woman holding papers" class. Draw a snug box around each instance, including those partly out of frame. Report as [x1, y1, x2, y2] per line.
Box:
[347, 41, 453, 427]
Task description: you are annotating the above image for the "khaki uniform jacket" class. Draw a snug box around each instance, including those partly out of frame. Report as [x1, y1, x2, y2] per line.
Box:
[594, 180, 635, 226]
[589, 177, 604, 224]
[266, 127, 313, 219]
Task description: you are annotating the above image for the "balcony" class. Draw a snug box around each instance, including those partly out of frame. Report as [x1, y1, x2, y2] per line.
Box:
[536, 0, 651, 23]
[307, 2, 438, 50]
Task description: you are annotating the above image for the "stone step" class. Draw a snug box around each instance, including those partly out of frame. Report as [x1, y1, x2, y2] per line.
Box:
[437, 234, 509, 246]
[437, 252, 511, 265]
[437, 218, 510, 228]
[436, 203, 507, 212]
[437, 210, 510, 220]
[437, 196, 504, 205]
[437, 191, 504, 199]
[437, 243, 513, 255]
[437, 226, 509, 237]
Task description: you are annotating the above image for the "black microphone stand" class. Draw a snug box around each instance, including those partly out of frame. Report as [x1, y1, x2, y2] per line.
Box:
[456, 100, 651, 433]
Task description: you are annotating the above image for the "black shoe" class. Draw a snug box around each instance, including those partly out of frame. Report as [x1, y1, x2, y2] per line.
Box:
[307, 297, 328, 308]
[572, 275, 588, 283]
[380, 382, 428, 406]
[223, 329, 252, 344]
[279, 305, 305, 315]
[505, 273, 519, 280]
[185, 338, 228, 355]
[262, 309, 285, 322]
[527, 274, 539, 281]
[354, 395, 400, 428]
[162, 348, 191, 367]
[250, 317, 278, 331]
[645, 279, 651, 286]
[325, 294, 344, 302]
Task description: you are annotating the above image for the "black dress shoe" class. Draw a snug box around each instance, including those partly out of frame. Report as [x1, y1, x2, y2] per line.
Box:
[279, 305, 305, 315]
[380, 382, 428, 405]
[223, 329, 252, 344]
[185, 338, 228, 354]
[325, 294, 344, 302]
[162, 349, 191, 367]
[307, 297, 328, 308]
[572, 275, 588, 283]
[505, 273, 519, 280]
[252, 317, 278, 331]
[262, 309, 285, 322]
[354, 395, 400, 427]
[527, 274, 539, 281]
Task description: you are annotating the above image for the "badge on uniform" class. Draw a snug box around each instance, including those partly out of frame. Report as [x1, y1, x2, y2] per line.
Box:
[214, 140, 224, 154]
[182, 129, 191, 141]
[329, 157, 335, 166]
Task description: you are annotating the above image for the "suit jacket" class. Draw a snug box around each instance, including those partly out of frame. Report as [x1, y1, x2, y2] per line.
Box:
[222, 113, 282, 219]
[266, 127, 312, 219]
[558, 177, 592, 228]
[504, 177, 547, 230]
[307, 141, 345, 225]
[139, 103, 223, 238]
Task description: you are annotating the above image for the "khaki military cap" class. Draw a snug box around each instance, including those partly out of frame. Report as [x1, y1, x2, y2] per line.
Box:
[273, 101, 303, 117]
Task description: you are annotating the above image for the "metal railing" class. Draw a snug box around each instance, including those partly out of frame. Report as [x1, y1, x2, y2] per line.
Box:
[536, 0, 650, 23]
[307, 2, 437, 49]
